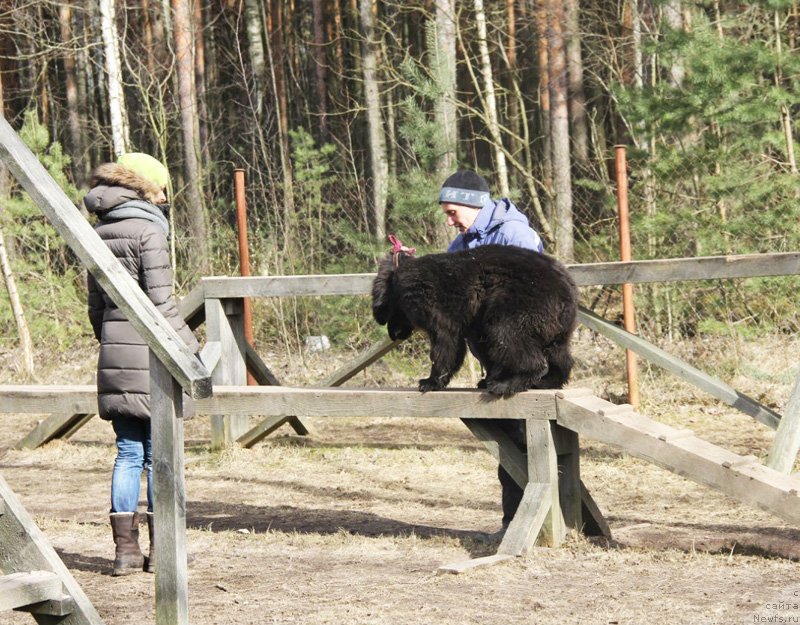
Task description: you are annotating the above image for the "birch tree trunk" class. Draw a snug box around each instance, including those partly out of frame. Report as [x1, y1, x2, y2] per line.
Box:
[244, 0, 266, 116]
[433, 0, 458, 247]
[628, 0, 643, 89]
[565, 0, 589, 166]
[434, 0, 457, 177]
[172, 0, 209, 271]
[775, 10, 798, 174]
[99, 0, 129, 156]
[474, 0, 509, 196]
[0, 76, 34, 377]
[0, 228, 33, 376]
[505, 0, 523, 162]
[359, 0, 388, 240]
[547, 0, 574, 261]
[663, 0, 685, 86]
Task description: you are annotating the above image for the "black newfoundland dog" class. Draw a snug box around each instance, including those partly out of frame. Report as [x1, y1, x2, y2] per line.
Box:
[372, 245, 578, 397]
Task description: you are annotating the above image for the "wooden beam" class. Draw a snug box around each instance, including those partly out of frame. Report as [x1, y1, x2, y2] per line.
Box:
[15, 594, 76, 617]
[320, 338, 401, 387]
[0, 116, 210, 399]
[524, 419, 564, 547]
[578, 306, 782, 429]
[568, 252, 800, 286]
[244, 343, 281, 386]
[0, 474, 105, 624]
[200, 252, 800, 300]
[0, 385, 562, 420]
[205, 299, 249, 448]
[178, 283, 206, 331]
[14, 413, 94, 450]
[150, 353, 189, 625]
[238, 339, 401, 446]
[496, 482, 553, 555]
[202, 274, 374, 298]
[243, 344, 309, 436]
[553, 425, 582, 533]
[198, 341, 222, 374]
[461, 419, 528, 486]
[579, 483, 611, 538]
[199, 386, 560, 420]
[0, 385, 98, 414]
[0, 571, 62, 612]
[767, 372, 800, 473]
[437, 554, 515, 575]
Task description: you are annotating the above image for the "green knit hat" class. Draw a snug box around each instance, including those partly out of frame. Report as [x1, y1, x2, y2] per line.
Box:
[117, 152, 170, 189]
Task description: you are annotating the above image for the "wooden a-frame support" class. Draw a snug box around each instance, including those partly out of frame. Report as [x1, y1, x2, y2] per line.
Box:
[0, 473, 105, 624]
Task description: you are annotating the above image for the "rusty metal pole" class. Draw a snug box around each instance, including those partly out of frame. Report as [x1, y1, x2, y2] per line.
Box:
[234, 169, 256, 385]
[614, 145, 640, 407]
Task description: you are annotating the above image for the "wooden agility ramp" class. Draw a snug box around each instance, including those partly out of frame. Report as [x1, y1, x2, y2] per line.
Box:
[555, 390, 800, 525]
[3, 384, 800, 569]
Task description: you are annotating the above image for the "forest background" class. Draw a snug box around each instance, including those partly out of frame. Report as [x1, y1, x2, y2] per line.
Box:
[0, 0, 798, 376]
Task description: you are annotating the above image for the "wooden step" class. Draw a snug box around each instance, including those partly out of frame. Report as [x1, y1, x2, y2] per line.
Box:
[0, 571, 62, 612]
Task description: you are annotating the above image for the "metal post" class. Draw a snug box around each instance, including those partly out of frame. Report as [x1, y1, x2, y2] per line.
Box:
[234, 169, 256, 385]
[614, 145, 640, 407]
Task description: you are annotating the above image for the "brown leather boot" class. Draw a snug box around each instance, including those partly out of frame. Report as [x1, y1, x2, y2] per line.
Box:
[144, 511, 155, 573]
[110, 512, 145, 576]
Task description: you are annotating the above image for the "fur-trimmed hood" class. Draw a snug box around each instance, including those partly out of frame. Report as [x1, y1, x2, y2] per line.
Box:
[86, 162, 164, 208]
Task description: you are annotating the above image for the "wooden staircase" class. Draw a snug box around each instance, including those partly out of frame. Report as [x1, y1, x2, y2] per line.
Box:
[0, 475, 105, 624]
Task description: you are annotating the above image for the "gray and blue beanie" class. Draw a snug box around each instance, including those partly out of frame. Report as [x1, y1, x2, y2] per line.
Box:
[438, 170, 491, 208]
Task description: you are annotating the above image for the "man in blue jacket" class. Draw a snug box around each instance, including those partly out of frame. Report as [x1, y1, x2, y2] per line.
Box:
[440, 170, 543, 253]
[440, 169, 544, 532]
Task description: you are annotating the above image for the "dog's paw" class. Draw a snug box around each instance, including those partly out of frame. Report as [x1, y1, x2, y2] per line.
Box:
[476, 378, 487, 389]
[485, 379, 525, 398]
[418, 377, 445, 393]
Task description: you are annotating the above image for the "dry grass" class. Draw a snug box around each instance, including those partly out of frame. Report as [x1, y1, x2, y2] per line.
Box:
[1, 331, 800, 624]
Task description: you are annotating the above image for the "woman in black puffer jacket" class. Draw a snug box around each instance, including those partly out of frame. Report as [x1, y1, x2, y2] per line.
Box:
[84, 153, 199, 576]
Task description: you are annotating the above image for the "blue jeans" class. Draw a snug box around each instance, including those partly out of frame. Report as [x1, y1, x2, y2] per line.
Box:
[110, 417, 153, 513]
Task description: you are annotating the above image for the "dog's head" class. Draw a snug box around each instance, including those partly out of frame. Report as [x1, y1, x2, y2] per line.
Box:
[372, 253, 415, 341]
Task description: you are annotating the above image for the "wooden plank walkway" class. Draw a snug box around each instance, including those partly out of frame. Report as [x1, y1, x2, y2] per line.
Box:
[4, 385, 799, 527]
[0, 385, 561, 420]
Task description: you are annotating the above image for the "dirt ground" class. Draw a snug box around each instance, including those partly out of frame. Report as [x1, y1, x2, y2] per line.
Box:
[2, 329, 800, 625]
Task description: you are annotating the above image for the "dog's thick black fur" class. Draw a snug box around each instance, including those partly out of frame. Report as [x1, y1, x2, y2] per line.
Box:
[372, 245, 578, 397]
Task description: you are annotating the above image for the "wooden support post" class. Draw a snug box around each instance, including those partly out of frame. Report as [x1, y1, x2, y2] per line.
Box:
[554, 425, 582, 533]
[205, 298, 248, 448]
[496, 418, 564, 555]
[463, 417, 608, 538]
[768, 372, 800, 473]
[526, 418, 565, 546]
[150, 352, 189, 625]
